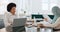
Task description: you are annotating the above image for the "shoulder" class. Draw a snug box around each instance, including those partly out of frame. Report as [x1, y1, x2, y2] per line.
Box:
[56, 17, 60, 22]
[4, 12, 10, 17]
[57, 17, 60, 20]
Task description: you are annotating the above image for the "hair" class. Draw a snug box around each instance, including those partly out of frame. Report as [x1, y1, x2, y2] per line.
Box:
[7, 3, 16, 12]
[52, 6, 60, 15]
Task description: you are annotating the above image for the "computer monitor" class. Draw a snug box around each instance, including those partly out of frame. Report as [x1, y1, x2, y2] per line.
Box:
[48, 15, 54, 19]
[32, 14, 44, 19]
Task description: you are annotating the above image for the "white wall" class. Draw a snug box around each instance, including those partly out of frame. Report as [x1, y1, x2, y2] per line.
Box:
[13, 0, 60, 15]
[0, 0, 60, 15]
[0, 0, 14, 15]
[0, 0, 14, 19]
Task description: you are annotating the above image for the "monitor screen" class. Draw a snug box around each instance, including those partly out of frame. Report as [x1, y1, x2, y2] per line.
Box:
[48, 15, 54, 19]
[32, 14, 44, 19]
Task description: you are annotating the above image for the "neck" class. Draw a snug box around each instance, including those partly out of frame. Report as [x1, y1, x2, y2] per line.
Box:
[10, 12, 15, 15]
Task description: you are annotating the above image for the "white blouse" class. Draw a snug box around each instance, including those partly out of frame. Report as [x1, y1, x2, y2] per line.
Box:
[4, 12, 17, 27]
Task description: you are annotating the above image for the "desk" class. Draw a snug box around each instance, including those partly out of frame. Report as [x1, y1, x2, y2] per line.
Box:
[25, 27, 37, 32]
[25, 26, 53, 32]
[25, 19, 53, 32]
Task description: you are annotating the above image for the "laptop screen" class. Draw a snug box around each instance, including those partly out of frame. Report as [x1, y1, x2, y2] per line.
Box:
[12, 18, 27, 27]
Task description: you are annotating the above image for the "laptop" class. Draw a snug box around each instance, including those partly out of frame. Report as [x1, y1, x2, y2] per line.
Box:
[12, 18, 27, 27]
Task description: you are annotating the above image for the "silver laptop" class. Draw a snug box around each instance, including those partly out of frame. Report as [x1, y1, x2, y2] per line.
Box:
[12, 18, 27, 27]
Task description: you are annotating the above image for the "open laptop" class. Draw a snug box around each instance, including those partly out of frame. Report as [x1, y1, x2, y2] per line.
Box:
[12, 18, 27, 27]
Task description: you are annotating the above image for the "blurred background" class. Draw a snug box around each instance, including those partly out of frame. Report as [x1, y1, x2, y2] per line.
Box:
[0, 0, 60, 32]
[0, 0, 60, 15]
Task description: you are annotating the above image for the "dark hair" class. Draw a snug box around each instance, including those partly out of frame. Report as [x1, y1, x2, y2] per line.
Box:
[7, 3, 16, 12]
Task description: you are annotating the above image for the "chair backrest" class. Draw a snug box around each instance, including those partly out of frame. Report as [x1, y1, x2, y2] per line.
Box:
[0, 19, 5, 29]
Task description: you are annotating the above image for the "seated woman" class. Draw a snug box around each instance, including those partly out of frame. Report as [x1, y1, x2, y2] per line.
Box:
[4, 3, 17, 32]
[38, 6, 60, 32]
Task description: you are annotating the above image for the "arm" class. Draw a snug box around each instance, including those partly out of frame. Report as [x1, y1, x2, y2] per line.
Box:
[4, 13, 11, 27]
[44, 17, 60, 28]
[43, 14, 52, 23]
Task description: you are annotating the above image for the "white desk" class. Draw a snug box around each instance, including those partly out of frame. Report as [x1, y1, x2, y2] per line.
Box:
[25, 19, 53, 32]
[25, 26, 53, 32]
[25, 27, 37, 32]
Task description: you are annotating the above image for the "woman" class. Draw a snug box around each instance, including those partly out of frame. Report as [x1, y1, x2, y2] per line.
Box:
[38, 6, 60, 32]
[4, 3, 16, 32]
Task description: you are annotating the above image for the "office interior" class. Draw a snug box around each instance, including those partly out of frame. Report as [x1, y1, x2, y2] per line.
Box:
[0, 0, 60, 32]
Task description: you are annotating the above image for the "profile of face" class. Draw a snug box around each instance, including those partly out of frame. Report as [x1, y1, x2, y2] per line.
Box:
[10, 7, 16, 15]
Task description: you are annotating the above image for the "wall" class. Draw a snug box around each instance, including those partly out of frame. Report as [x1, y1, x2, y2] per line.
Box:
[12, 0, 59, 15]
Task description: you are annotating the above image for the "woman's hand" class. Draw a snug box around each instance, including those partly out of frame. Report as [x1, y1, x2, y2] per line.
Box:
[37, 24, 43, 28]
[37, 24, 46, 28]
[44, 18, 48, 21]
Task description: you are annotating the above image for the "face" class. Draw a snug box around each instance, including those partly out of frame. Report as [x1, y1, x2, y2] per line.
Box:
[10, 7, 16, 15]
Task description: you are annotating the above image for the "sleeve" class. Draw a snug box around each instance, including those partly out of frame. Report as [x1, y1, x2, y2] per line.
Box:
[4, 13, 11, 27]
[44, 17, 60, 28]
[43, 14, 52, 24]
